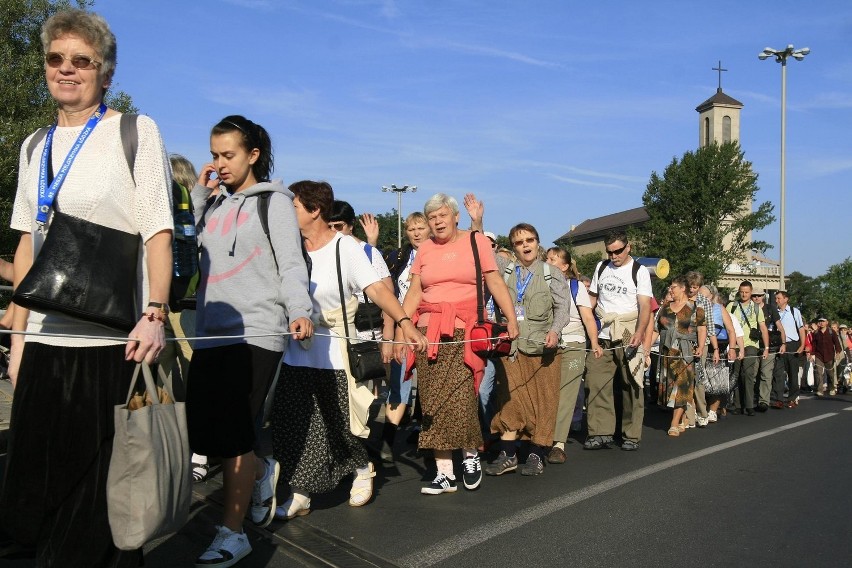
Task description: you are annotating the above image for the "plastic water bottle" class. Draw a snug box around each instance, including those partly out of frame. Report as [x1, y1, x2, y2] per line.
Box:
[173, 203, 198, 278]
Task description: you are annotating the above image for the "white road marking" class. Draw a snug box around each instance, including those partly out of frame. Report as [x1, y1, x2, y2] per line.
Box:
[397, 413, 837, 567]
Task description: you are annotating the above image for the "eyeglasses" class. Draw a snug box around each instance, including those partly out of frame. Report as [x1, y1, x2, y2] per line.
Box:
[751, 294, 762, 298]
[45, 52, 102, 70]
[328, 222, 346, 231]
[605, 244, 627, 256]
[490, 241, 497, 249]
[512, 237, 537, 247]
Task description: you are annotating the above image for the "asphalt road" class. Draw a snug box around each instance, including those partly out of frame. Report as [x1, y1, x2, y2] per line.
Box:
[2, 392, 851, 567]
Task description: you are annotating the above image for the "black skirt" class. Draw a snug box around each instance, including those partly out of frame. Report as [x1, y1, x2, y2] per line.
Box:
[0, 342, 142, 568]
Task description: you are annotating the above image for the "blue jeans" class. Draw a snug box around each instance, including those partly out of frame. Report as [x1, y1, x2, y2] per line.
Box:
[388, 356, 414, 408]
[478, 359, 497, 440]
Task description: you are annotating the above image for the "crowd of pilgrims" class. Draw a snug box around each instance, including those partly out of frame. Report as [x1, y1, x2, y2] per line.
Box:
[3, 11, 848, 564]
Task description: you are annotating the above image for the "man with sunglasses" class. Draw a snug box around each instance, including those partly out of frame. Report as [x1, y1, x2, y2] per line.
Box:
[584, 232, 652, 451]
[726, 281, 769, 415]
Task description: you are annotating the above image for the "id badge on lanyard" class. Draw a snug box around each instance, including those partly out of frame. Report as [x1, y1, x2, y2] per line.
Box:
[515, 266, 533, 321]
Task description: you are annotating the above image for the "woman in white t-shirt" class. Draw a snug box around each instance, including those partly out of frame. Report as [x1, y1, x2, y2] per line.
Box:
[271, 181, 426, 519]
[545, 248, 602, 464]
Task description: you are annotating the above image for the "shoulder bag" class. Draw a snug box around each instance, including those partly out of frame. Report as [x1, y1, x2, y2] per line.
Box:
[107, 362, 191, 550]
[337, 240, 386, 382]
[468, 231, 511, 358]
[13, 111, 140, 332]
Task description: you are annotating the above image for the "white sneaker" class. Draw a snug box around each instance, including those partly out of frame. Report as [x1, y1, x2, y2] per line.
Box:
[696, 416, 708, 428]
[196, 525, 251, 567]
[707, 410, 718, 423]
[249, 457, 279, 528]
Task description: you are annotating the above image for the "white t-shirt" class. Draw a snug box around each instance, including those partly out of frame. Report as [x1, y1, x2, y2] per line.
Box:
[397, 248, 417, 303]
[590, 258, 653, 341]
[730, 313, 744, 339]
[560, 277, 593, 344]
[284, 233, 380, 369]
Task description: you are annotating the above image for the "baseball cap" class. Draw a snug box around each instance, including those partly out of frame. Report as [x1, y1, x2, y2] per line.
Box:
[483, 231, 496, 242]
[817, 316, 828, 322]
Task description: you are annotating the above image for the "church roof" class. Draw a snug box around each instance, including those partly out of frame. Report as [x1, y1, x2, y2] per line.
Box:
[555, 206, 649, 244]
[696, 88, 744, 112]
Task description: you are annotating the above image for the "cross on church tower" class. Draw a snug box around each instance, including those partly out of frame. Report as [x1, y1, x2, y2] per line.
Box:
[713, 60, 728, 90]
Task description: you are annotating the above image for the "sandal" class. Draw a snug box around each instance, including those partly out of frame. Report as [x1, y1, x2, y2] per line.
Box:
[275, 493, 311, 520]
[349, 462, 375, 507]
[667, 427, 680, 437]
[192, 462, 209, 483]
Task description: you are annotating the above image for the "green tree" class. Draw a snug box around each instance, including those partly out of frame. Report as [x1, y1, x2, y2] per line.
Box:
[785, 271, 822, 322]
[0, 0, 136, 261]
[576, 251, 603, 278]
[638, 142, 775, 285]
[816, 258, 852, 324]
[353, 209, 401, 251]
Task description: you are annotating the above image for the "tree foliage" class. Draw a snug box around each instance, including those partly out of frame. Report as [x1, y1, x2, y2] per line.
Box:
[0, 0, 136, 260]
[637, 142, 775, 285]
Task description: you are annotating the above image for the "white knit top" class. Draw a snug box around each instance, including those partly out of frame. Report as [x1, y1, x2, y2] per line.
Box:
[11, 113, 173, 346]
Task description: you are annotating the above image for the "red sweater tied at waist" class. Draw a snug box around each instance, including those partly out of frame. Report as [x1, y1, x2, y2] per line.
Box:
[415, 300, 486, 393]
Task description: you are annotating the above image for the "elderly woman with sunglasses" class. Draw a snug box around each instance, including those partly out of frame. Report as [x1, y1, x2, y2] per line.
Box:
[484, 224, 571, 477]
[395, 193, 518, 495]
[0, 9, 172, 566]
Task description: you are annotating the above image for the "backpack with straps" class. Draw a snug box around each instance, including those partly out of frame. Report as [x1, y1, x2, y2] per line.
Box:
[596, 257, 640, 287]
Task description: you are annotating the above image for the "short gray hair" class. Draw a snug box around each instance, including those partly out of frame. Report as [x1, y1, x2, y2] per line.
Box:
[423, 193, 459, 216]
[42, 9, 117, 83]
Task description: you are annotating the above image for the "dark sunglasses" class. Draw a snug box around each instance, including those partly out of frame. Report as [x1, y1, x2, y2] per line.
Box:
[606, 244, 627, 256]
[45, 52, 101, 70]
[328, 222, 346, 231]
[751, 294, 762, 298]
[512, 237, 537, 247]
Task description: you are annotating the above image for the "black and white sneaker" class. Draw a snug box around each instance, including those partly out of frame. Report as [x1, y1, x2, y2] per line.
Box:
[421, 473, 458, 495]
[461, 455, 482, 490]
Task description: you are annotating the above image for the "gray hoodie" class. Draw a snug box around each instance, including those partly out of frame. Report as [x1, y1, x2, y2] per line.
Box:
[191, 180, 312, 351]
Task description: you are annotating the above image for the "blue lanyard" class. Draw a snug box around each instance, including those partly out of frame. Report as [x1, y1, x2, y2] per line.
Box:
[515, 265, 534, 304]
[36, 103, 108, 226]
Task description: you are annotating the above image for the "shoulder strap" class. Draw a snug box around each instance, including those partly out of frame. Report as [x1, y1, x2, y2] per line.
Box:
[26, 127, 51, 164]
[542, 262, 552, 283]
[335, 239, 353, 342]
[363, 243, 373, 261]
[120, 114, 138, 182]
[597, 259, 610, 280]
[503, 262, 515, 284]
[471, 231, 486, 324]
[631, 258, 640, 286]
[569, 278, 579, 307]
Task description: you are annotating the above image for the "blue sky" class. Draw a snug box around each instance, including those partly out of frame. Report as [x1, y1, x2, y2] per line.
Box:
[96, 0, 851, 278]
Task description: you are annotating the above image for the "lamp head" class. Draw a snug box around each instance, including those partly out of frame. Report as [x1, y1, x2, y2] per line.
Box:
[758, 53, 770, 60]
[800, 47, 811, 55]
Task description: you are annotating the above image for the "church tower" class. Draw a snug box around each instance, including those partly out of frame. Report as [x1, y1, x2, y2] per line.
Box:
[696, 62, 743, 147]
[696, 88, 743, 147]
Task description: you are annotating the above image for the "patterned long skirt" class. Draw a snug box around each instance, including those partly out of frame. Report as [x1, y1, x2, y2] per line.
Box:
[271, 364, 368, 494]
[415, 329, 483, 451]
[662, 346, 695, 409]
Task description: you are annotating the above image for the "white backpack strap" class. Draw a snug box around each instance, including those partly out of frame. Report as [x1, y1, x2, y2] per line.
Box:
[503, 262, 515, 284]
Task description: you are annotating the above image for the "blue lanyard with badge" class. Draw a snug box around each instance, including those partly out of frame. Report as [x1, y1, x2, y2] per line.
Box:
[36, 103, 108, 230]
[514, 265, 533, 321]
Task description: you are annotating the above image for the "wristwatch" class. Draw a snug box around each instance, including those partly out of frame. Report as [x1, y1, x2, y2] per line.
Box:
[147, 301, 170, 315]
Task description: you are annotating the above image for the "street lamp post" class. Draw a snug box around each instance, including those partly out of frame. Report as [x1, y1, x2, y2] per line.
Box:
[758, 44, 809, 290]
[381, 184, 417, 248]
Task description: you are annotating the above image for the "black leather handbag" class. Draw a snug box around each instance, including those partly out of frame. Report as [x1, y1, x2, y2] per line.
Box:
[335, 239, 386, 382]
[14, 210, 140, 332]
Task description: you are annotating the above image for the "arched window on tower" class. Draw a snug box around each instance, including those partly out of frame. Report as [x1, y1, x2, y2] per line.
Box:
[723, 115, 732, 143]
[704, 117, 710, 146]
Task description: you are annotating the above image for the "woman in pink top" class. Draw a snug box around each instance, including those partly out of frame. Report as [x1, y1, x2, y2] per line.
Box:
[396, 193, 518, 495]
